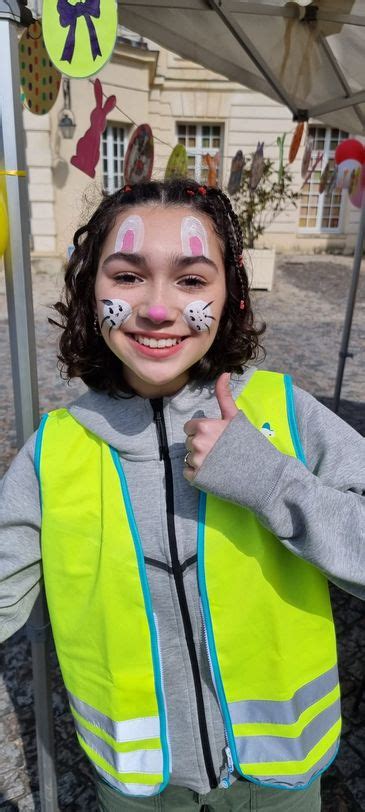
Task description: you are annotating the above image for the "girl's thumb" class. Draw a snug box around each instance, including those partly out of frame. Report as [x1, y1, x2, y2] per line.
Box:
[215, 372, 239, 420]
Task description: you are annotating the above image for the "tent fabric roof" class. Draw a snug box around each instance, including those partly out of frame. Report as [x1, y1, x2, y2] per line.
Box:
[121, 1, 365, 135]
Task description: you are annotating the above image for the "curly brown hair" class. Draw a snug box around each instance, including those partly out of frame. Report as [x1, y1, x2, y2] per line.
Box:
[52, 179, 265, 395]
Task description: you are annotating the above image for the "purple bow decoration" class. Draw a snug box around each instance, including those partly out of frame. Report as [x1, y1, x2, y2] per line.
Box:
[57, 0, 102, 63]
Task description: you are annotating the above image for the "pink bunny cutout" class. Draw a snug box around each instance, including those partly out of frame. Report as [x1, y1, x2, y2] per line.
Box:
[71, 79, 116, 178]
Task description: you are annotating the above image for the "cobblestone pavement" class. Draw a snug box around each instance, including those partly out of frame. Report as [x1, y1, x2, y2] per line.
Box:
[0, 254, 364, 810]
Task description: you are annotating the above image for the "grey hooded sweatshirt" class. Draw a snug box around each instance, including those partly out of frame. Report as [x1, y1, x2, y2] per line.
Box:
[1, 367, 365, 794]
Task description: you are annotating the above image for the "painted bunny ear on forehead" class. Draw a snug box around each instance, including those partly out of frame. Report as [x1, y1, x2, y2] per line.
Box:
[181, 216, 209, 258]
[114, 215, 144, 253]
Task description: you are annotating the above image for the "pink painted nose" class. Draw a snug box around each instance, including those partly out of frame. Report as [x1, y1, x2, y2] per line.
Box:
[147, 305, 169, 322]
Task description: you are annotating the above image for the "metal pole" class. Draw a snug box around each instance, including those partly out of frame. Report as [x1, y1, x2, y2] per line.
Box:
[333, 198, 365, 413]
[0, 6, 58, 810]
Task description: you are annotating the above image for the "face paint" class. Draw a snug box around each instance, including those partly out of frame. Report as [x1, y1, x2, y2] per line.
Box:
[181, 216, 209, 258]
[114, 215, 144, 254]
[100, 299, 132, 332]
[147, 305, 169, 321]
[183, 300, 215, 332]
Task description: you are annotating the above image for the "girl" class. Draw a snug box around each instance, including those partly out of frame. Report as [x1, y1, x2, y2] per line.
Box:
[1, 180, 364, 812]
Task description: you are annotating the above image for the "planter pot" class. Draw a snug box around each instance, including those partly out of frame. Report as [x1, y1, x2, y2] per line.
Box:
[247, 248, 276, 291]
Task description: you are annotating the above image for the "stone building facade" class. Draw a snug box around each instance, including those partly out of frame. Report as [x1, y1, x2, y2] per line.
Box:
[24, 30, 362, 262]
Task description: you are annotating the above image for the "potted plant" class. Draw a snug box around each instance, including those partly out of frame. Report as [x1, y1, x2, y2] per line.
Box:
[229, 144, 298, 290]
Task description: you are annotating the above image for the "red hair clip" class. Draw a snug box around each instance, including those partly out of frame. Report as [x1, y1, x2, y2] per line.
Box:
[198, 185, 207, 196]
[186, 189, 195, 196]
[123, 185, 132, 193]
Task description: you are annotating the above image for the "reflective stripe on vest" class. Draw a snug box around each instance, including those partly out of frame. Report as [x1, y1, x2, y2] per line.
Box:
[36, 370, 340, 794]
[69, 690, 162, 775]
[198, 371, 340, 789]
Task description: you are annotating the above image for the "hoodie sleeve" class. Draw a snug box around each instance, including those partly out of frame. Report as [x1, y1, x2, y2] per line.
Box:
[0, 433, 42, 642]
[193, 385, 365, 600]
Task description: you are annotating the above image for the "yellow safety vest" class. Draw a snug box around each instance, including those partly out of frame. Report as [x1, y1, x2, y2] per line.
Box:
[35, 371, 340, 797]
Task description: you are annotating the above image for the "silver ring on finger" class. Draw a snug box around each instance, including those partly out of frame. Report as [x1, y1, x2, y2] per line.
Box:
[184, 451, 194, 469]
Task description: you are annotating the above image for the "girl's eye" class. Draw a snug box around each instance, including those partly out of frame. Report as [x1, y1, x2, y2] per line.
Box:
[114, 272, 142, 284]
[179, 276, 205, 288]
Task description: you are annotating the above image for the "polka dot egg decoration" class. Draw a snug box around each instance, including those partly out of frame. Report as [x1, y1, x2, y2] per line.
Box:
[19, 20, 61, 115]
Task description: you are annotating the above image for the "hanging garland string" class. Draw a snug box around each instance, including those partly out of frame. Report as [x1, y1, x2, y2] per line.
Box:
[88, 78, 173, 149]
[86, 80, 324, 194]
[88, 78, 300, 158]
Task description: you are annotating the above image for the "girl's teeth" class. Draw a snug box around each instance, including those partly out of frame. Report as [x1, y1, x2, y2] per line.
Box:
[134, 336, 181, 348]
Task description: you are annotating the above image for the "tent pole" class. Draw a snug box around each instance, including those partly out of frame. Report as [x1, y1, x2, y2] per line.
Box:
[0, 9, 58, 810]
[207, 0, 297, 115]
[333, 199, 365, 413]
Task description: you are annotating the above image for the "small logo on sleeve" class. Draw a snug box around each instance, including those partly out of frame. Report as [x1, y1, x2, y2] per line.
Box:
[260, 422, 275, 438]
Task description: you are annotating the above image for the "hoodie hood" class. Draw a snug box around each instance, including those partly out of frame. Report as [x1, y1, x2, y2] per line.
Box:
[67, 367, 257, 461]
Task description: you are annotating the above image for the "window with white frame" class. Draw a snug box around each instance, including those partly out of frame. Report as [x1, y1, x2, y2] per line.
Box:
[298, 126, 348, 232]
[102, 125, 126, 193]
[177, 124, 222, 183]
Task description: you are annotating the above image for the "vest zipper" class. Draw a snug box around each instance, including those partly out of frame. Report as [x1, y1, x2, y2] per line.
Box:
[151, 398, 218, 790]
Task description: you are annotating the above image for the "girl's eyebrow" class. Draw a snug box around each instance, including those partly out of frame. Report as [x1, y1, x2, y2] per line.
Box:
[102, 252, 219, 273]
[102, 252, 148, 270]
[171, 254, 219, 273]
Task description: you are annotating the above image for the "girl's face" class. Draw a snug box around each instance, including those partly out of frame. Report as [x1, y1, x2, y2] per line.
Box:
[94, 205, 226, 397]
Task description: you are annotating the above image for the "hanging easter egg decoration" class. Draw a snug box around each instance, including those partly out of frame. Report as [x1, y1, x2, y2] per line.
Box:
[303, 151, 323, 186]
[249, 142, 264, 191]
[19, 19, 61, 115]
[301, 135, 313, 180]
[124, 124, 154, 185]
[349, 166, 361, 197]
[203, 153, 220, 187]
[334, 138, 365, 191]
[319, 161, 331, 195]
[288, 122, 305, 164]
[71, 79, 116, 178]
[165, 144, 188, 180]
[336, 160, 361, 191]
[42, 0, 117, 78]
[349, 164, 365, 209]
[326, 166, 338, 197]
[228, 150, 245, 196]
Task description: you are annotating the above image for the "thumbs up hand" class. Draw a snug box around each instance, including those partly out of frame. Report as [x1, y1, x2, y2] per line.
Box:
[183, 372, 239, 482]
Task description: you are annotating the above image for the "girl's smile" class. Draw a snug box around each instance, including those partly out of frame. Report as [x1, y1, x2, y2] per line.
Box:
[94, 205, 227, 397]
[125, 331, 188, 357]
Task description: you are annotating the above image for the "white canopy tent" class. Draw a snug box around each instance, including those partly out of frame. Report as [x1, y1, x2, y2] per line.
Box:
[122, 0, 365, 135]
[1, 1, 364, 809]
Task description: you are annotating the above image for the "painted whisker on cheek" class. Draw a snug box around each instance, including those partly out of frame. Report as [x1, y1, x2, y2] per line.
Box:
[100, 299, 133, 331]
[202, 301, 216, 323]
[183, 300, 215, 332]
